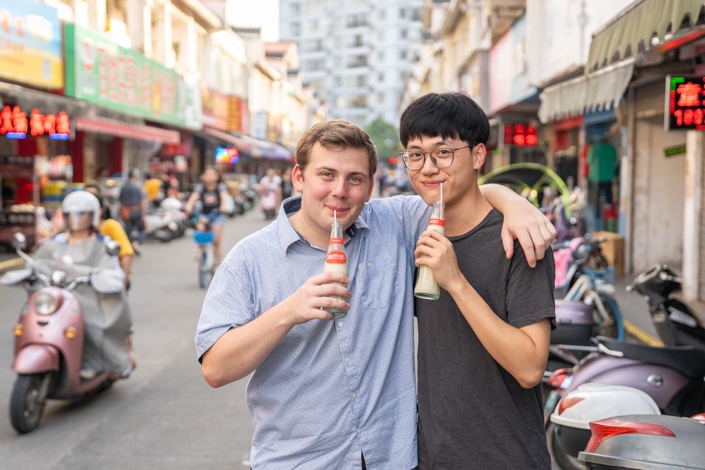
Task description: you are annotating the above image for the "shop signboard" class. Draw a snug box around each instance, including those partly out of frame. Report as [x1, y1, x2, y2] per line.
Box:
[0, 0, 63, 89]
[0, 104, 71, 140]
[201, 86, 229, 131]
[64, 23, 189, 128]
[666, 75, 705, 131]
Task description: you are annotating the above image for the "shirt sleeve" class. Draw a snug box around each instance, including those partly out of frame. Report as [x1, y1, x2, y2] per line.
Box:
[195, 245, 256, 361]
[101, 219, 134, 256]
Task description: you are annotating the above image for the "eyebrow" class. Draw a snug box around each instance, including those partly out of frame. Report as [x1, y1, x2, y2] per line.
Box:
[407, 139, 450, 149]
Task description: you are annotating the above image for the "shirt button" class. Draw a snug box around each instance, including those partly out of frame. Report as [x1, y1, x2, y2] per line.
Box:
[357, 429, 362, 434]
[344, 357, 350, 363]
[337, 321, 344, 327]
[352, 392, 357, 398]
[367, 262, 373, 268]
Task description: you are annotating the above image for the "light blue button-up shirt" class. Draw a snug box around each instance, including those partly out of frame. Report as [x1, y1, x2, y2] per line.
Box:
[196, 195, 430, 469]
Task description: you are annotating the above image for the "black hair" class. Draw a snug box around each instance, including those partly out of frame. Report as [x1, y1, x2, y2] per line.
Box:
[399, 92, 490, 148]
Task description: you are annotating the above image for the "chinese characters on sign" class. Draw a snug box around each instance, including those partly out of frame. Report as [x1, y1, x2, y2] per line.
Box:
[666, 75, 705, 131]
[0, 105, 70, 140]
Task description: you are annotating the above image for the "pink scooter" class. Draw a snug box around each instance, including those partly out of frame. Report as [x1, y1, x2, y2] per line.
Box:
[1, 233, 124, 433]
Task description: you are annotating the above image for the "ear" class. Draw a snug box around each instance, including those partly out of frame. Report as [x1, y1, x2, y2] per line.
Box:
[473, 144, 487, 170]
[292, 164, 304, 193]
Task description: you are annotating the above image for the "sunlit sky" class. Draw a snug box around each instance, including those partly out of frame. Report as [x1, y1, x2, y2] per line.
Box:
[229, 0, 280, 41]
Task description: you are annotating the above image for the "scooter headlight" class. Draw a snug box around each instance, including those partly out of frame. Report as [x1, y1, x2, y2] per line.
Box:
[33, 291, 59, 315]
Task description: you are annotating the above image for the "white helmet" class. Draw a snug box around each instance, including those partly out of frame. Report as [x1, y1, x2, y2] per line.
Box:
[62, 191, 101, 229]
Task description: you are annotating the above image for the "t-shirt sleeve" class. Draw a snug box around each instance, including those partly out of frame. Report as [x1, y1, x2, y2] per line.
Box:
[506, 243, 556, 329]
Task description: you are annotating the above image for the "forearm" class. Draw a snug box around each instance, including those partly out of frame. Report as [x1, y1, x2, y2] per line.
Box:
[201, 304, 296, 387]
[445, 278, 550, 388]
[480, 183, 533, 213]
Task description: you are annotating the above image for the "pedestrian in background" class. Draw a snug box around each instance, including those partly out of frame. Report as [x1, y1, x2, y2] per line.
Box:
[400, 92, 555, 469]
[119, 168, 148, 256]
[195, 119, 555, 468]
[184, 166, 229, 266]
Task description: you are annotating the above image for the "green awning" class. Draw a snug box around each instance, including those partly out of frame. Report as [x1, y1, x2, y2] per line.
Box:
[587, 0, 704, 72]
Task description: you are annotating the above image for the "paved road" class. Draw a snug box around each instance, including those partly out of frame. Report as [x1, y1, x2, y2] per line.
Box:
[0, 208, 269, 470]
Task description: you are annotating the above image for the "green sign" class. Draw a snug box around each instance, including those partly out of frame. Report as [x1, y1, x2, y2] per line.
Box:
[664, 143, 686, 158]
[64, 23, 190, 127]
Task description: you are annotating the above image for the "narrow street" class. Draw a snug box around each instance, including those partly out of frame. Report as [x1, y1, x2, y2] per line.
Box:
[0, 209, 268, 470]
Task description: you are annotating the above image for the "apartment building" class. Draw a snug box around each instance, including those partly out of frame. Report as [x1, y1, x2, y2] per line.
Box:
[279, 0, 424, 127]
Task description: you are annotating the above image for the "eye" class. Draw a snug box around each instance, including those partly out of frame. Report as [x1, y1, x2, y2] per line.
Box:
[349, 176, 364, 184]
[407, 151, 424, 160]
[434, 149, 453, 157]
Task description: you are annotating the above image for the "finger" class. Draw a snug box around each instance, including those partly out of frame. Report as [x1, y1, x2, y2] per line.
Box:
[501, 226, 515, 260]
[514, 229, 537, 267]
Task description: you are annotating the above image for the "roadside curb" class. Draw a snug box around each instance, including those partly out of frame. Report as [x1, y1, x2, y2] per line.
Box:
[624, 319, 663, 347]
[0, 257, 24, 272]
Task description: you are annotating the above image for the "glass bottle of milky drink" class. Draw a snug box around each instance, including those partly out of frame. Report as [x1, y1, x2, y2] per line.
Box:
[323, 215, 348, 318]
[414, 199, 445, 300]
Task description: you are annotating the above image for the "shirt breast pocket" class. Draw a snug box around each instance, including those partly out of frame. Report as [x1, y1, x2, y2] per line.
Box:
[353, 250, 399, 311]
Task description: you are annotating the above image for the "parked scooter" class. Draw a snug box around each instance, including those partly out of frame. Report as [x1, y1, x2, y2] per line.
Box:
[544, 264, 705, 468]
[0, 233, 127, 433]
[143, 196, 186, 242]
[546, 333, 705, 467]
[579, 414, 705, 469]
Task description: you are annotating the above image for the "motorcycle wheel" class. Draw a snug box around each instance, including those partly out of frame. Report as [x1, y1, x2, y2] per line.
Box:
[547, 423, 584, 470]
[10, 373, 52, 434]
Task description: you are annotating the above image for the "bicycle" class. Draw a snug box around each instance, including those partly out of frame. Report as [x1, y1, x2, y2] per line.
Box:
[564, 264, 625, 340]
[191, 214, 216, 289]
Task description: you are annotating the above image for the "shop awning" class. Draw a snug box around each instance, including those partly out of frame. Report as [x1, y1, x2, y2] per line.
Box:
[202, 127, 292, 160]
[538, 58, 635, 124]
[202, 127, 253, 154]
[75, 117, 180, 144]
[587, 0, 704, 73]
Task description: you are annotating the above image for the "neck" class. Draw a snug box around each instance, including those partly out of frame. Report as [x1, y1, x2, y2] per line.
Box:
[443, 188, 493, 237]
[288, 211, 330, 248]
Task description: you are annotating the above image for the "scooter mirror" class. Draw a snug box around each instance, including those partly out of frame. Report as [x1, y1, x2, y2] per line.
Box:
[105, 240, 121, 257]
[11, 232, 27, 250]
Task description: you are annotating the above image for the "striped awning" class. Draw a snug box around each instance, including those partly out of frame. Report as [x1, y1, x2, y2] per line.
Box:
[587, 0, 705, 72]
[538, 58, 635, 124]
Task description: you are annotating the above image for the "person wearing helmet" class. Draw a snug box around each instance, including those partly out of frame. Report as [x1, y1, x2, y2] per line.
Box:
[32, 190, 135, 379]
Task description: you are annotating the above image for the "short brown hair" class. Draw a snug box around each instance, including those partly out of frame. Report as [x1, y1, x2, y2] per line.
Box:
[295, 120, 378, 177]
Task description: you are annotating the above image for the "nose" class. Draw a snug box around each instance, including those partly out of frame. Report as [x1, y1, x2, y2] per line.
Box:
[331, 178, 348, 197]
[420, 153, 439, 174]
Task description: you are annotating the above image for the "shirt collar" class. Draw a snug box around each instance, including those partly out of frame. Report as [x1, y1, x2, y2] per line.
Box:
[276, 195, 369, 253]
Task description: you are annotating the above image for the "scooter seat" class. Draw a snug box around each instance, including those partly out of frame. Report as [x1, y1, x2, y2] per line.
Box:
[597, 336, 705, 379]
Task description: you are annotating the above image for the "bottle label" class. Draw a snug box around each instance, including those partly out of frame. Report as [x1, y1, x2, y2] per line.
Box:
[428, 218, 445, 227]
[326, 250, 347, 264]
[329, 237, 344, 245]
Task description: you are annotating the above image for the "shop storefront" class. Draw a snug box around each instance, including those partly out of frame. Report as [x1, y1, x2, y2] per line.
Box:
[0, 0, 80, 249]
[488, 14, 543, 172]
[63, 23, 200, 182]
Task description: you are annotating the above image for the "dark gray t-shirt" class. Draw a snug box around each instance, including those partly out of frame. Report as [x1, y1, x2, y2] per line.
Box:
[416, 209, 555, 470]
[119, 181, 145, 207]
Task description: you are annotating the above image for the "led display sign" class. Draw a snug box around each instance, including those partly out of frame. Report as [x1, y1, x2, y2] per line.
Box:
[503, 123, 538, 146]
[215, 145, 239, 164]
[666, 75, 705, 131]
[0, 105, 71, 140]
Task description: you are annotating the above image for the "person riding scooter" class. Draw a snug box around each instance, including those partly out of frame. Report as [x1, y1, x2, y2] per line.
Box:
[33, 191, 135, 379]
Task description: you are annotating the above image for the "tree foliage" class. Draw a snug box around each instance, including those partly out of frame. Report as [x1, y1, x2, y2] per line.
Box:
[365, 117, 401, 162]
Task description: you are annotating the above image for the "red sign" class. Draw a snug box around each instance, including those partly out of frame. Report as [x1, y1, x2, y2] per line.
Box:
[503, 123, 537, 147]
[0, 105, 70, 140]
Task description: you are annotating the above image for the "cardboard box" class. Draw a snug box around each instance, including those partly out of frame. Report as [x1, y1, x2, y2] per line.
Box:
[591, 231, 624, 276]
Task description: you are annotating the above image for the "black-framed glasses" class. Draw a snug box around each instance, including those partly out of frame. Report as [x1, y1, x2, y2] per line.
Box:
[399, 145, 472, 171]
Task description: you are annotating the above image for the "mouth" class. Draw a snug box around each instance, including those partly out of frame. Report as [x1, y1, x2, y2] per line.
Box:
[327, 206, 349, 217]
